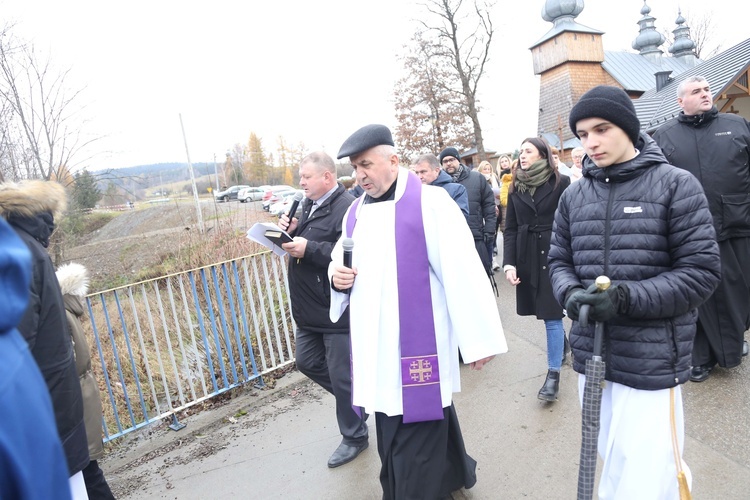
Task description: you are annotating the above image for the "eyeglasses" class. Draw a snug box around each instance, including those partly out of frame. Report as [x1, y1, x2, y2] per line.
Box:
[441, 158, 458, 165]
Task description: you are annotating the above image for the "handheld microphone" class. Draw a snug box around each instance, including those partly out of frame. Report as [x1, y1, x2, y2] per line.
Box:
[287, 191, 304, 218]
[342, 238, 354, 295]
[342, 238, 354, 268]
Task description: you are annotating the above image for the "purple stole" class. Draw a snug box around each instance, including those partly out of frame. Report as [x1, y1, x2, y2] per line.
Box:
[346, 171, 444, 423]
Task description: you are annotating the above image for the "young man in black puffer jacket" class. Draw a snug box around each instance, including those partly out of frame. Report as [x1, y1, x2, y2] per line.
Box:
[548, 86, 721, 498]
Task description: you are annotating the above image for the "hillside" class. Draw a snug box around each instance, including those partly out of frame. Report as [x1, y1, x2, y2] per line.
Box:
[63, 199, 275, 291]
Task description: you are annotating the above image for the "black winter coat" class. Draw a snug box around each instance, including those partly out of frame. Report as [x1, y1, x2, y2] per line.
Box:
[504, 172, 570, 319]
[287, 184, 354, 333]
[652, 107, 750, 241]
[548, 134, 721, 390]
[9, 213, 90, 475]
[454, 165, 496, 240]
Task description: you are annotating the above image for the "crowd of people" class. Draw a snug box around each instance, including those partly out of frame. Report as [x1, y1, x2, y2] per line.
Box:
[281, 79, 748, 500]
[1, 77, 747, 499]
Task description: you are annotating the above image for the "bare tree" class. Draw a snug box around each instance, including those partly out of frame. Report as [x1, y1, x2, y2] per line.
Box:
[224, 145, 246, 186]
[418, 0, 494, 161]
[0, 25, 97, 182]
[394, 32, 474, 161]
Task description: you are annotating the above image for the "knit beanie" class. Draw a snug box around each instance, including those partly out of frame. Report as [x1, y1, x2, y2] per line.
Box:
[569, 86, 641, 145]
[438, 147, 460, 163]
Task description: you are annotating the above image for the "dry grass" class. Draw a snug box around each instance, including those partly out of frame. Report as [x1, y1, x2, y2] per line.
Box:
[83, 210, 296, 440]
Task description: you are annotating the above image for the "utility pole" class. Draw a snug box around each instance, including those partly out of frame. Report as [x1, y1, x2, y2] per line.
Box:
[179, 113, 205, 234]
[213, 154, 220, 190]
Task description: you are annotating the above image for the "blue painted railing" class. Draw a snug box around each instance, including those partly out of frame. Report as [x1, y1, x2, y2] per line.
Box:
[85, 251, 295, 442]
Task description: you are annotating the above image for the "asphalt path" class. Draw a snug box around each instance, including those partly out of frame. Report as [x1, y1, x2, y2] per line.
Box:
[104, 270, 750, 499]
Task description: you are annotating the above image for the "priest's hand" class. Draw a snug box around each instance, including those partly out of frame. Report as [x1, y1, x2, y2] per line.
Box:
[332, 265, 357, 290]
[470, 355, 495, 371]
[278, 214, 298, 234]
[282, 237, 307, 259]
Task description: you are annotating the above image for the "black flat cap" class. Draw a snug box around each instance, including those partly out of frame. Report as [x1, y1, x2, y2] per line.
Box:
[337, 124, 394, 159]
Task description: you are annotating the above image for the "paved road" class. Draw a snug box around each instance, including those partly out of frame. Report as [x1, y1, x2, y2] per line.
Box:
[103, 274, 750, 499]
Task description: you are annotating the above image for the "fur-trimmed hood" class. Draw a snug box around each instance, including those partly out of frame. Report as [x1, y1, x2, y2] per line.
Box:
[0, 180, 68, 220]
[56, 262, 89, 297]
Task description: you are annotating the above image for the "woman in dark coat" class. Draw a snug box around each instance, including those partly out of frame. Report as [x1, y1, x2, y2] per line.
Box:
[503, 137, 571, 401]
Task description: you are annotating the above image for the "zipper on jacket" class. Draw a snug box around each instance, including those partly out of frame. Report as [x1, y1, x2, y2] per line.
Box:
[602, 179, 617, 371]
[603, 180, 616, 278]
[667, 319, 680, 383]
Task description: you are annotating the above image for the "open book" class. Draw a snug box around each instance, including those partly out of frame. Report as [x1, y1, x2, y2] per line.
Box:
[246, 222, 293, 256]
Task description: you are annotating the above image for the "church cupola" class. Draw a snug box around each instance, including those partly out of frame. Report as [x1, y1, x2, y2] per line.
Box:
[669, 10, 697, 66]
[632, 1, 665, 63]
[541, 0, 584, 26]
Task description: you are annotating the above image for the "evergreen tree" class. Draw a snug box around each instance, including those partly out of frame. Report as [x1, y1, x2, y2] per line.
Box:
[71, 169, 101, 209]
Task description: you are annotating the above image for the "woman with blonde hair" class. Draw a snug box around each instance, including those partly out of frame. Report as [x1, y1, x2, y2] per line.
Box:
[478, 160, 499, 189]
[503, 137, 570, 402]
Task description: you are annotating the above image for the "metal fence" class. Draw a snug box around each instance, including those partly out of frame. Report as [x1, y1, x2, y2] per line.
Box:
[85, 251, 295, 442]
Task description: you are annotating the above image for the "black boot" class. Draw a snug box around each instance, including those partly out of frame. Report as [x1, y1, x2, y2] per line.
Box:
[538, 370, 560, 402]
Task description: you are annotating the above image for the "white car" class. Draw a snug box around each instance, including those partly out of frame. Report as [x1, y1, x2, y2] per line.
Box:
[268, 191, 302, 216]
[238, 185, 270, 203]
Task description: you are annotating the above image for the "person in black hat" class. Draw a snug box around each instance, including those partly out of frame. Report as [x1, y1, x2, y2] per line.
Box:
[653, 75, 750, 381]
[548, 85, 721, 498]
[438, 146, 496, 275]
[330, 124, 507, 499]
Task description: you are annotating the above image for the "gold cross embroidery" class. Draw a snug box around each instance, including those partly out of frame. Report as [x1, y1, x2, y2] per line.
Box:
[409, 359, 433, 383]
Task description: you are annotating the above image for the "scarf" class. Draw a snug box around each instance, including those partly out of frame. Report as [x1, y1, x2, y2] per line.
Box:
[514, 159, 551, 196]
[449, 164, 464, 182]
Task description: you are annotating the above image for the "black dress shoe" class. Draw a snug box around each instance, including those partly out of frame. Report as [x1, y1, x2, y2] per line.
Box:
[689, 365, 714, 383]
[327, 441, 368, 468]
[743, 340, 748, 357]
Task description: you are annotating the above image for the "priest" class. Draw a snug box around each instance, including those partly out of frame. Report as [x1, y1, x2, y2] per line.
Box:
[329, 124, 507, 499]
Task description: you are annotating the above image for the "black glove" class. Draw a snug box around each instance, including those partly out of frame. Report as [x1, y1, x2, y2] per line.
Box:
[564, 287, 586, 321]
[483, 233, 495, 245]
[576, 283, 630, 322]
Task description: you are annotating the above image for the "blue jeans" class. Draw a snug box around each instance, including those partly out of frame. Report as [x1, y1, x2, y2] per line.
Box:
[544, 319, 565, 371]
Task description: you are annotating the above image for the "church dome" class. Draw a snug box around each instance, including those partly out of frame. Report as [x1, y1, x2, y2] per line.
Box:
[669, 9, 696, 57]
[542, 0, 584, 23]
[632, 1, 665, 54]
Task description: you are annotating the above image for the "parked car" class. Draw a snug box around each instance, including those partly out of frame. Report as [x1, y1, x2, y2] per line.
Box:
[238, 185, 270, 203]
[262, 186, 297, 211]
[268, 191, 303, 216]
[261, 185, 296, 202]
[214, 185, 250, 202]
[263, 188, 300, 211]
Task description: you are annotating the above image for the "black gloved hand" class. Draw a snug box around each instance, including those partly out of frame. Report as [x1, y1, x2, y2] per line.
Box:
[483, 233, 495, 245]
[564, 287, 586, 321]
[576, 283, 629, 322]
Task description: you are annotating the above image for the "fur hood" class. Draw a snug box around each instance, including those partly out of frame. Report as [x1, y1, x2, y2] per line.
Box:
[0, 180, 68, 220]
[56, 262, 89, 297]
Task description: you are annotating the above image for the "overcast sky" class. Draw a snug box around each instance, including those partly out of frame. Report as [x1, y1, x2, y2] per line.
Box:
[2, 0, 747, 170]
